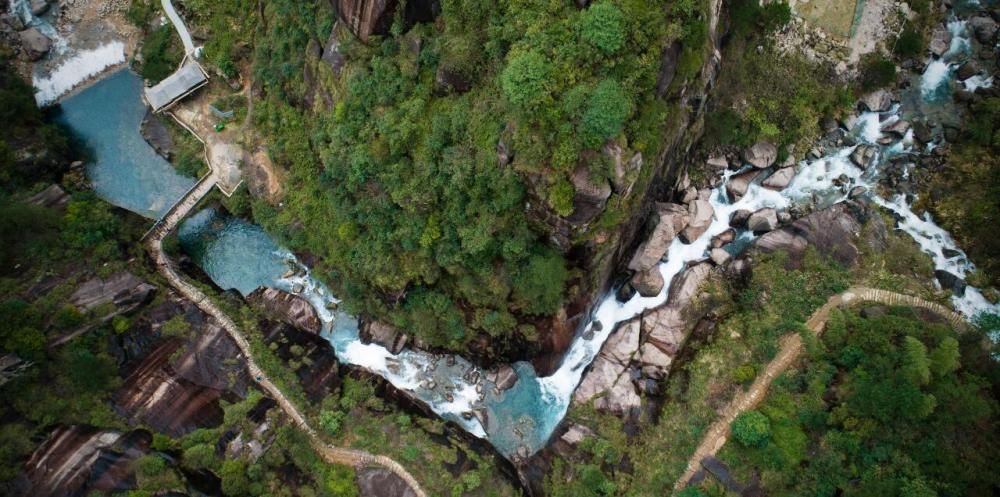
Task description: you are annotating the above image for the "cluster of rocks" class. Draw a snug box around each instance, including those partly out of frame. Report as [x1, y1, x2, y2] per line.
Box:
[248, 287, 322, 334]
[772, 16, 852, 75]
[574, 262, 715, 415]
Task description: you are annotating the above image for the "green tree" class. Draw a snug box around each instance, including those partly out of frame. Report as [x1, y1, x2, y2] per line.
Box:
[902, 335, 931, 386]
[580, 79, 631, 148]
[732, 410, 771, 447]
[500, 50, 551, 110]
[511, 250, 568, 315]
[929, 336, 960, 377]
[3, 327, 46, 362]
[580, 2, 626, 55]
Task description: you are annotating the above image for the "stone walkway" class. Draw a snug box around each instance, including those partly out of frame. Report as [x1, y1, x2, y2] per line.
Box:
[143, 172, 427, 497]
[675, 286, 967, 490]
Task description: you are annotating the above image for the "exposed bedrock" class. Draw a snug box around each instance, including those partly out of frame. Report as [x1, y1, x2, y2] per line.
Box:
[333, 0, 440, 42]
[248, 287, 322, 334]
[17, 425, 151, 497]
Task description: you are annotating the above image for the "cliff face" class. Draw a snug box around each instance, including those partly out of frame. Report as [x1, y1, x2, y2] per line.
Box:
[333, 0, 440, 42]
[531, 0, 728, 373]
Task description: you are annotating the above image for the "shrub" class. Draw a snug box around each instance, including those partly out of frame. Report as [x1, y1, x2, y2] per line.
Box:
[580, 79, 631, 147]
[501, 51, 550, 110]
[731, 364, 757, 384]
[860, 57, 896, 91]
[511, 250, 568, 315]
[732, 410, 771, 447]
[139, 25, 183, 84]
[895, 28, 924, 58]
[580, 2, 626, 55]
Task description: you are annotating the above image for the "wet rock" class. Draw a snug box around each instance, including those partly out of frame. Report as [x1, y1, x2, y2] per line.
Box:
[941, 248, 962, 259]
[709, 248, 730, 266]
[777, 211, 792, 224]
[821, 116, 839, 133]
[859, 89, 892, 112]
[70, 272, 155, 311]
[726, 169, 764, 201]
[615, 282, 636, 303]
[747, 208, 779, 233]
[30, 0, 51, 16]
[18, 27, 51, 61]
[968, 16, 998, 45]
[357, 467, 419, 497]
[486, 364, 518, 393]
[711, 228, 736, 249]
[360, 320, 409, 354]
[761, 167, 795, 190]
[929, 28, 952, 57]
[680, 199, 714, 243]
[743, 142, 778, 169]
[882, 119, 910, 137]
[729, 209, 752, 229]
[848, 186, 868, 199]
[631, 267, 664, 297]
[248, 288, 321, 334]
[628, 204, 689, 272]
[335, 0, 396, 42]
[568, 164, 613, 224]
[21, 426, 151, 497]
[656, 40, 681, 97]
[912, 121, 933, 144]
[956, 61, 979, 81]
[28, 184, 69, 210]
[934, 270, 967, 297]
[850, 144, 876, 169]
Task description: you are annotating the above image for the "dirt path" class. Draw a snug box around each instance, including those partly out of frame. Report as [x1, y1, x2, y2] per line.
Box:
[675, 286, 967, 490]
[141, 149, 427, 497]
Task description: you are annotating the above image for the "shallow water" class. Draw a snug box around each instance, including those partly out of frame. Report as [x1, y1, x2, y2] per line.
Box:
[56, 70, 195, 219]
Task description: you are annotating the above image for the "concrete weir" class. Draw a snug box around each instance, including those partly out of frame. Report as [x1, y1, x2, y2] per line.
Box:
[143, 62, 209, 113]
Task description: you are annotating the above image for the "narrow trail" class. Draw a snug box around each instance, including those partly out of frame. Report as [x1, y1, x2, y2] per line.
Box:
[161, 0, 195, 56]
[142, 156, 427, 497]
[675, 286, 967, 490]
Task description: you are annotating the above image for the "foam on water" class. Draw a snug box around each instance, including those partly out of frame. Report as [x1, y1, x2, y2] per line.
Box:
[921, 20, 974, 101]
[34, 42, 127, 105]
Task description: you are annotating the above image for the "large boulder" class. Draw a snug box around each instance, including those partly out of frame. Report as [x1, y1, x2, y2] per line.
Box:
[628, 204, 689, 272]
[968, 16, 998, 45]
[742, 142, 777, 169]
[752, 200, 877, 268]
[929, 28, 952, 57]
[360, 320, 409, 354]
[934, 270, 967, 297]
[28, 184, 69, 210]
[761, 167, 795, 190]
[247, 287, 321, 334]
[18, 27, 51, 61]
[631, 267, 664, 297]
[680, 199, 714, 243]
[573, 355, 623, 405]
[726, 169, 764, 201]
[486, 364, 518, 393]
[711, 228, 736, 248]
[859, 89, 893, 112]
[850, 144, 877, 169]
[602, 319, 641, 364]
[747, 208, 779, 233]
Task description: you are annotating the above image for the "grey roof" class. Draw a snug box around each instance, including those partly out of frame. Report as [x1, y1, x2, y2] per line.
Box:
[144, 63, 207, 111]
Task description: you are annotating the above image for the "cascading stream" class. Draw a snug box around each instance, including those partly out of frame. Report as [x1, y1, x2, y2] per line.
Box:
[60, 19, 996, 459]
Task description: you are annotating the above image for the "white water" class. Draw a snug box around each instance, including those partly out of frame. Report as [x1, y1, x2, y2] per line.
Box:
[921, 20, 975, 101]
[33, 42, 127, 106]
[247, 20, 999, 456]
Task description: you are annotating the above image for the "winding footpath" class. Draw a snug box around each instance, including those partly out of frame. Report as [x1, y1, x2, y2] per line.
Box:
[161, 0, 195, 56]
[675, 286, 967, 490]
[143, 155, 427, 497]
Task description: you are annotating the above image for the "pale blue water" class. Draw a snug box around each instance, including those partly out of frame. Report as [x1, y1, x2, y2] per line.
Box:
[56, 70, 194, 219]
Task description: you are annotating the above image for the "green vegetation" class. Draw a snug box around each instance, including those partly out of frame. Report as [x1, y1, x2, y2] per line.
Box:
[248, 0, 707, 356]
[703, 2, 850, 152]
[707, 307, 999, 496]
[860, 55, 896, 92]
[917, 97, 1000, 291]
[731, 410, 770, 448]
[547, 249, 851, 495]
[138, 25, 184, 84]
